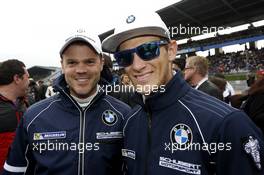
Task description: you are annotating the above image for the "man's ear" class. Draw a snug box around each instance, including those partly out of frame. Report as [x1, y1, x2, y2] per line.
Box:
[13, 74, 21, 84]
[168, 40, 177, 62]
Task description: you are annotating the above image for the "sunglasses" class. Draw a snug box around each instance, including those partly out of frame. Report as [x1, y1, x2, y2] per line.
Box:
[114, 40, 168, 67]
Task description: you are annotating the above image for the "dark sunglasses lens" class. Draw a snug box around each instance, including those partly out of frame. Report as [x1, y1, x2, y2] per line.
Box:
[114, 52, 133, 67]
[138, 42, 159, 60]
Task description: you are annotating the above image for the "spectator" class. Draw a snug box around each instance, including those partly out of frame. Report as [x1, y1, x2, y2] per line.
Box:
[100, 55, 136, 107]
[45, 80, 56, 98]
[109, 73, 136, 107]
[210, 76, 227, 93]
[37, 80, 47, 100]
[241, 77, 264, 134]
[172, 58, 185, 72]
[27, 78, 40, 105]
[100, 53, 120, 85]
[184, 56, 223, 100]
[120, 73, 131, 86]
[247, 74, 256, 87]
[214, 73, 235, 103]
[101, 53, 114, 85]
[0, 59, 29, 172]
[230, 71, 264, 109]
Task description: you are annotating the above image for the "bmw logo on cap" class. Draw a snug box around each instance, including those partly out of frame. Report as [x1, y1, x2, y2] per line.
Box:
[102, 110, 118, 126]
[170, 123, 193, 150]
[77, 29, 85, 33]
[126, 15, 136, 24]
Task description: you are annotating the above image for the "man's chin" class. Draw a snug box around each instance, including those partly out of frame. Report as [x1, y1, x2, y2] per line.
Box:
[74, 93, 90, 99]
[71, 88, 91, 98]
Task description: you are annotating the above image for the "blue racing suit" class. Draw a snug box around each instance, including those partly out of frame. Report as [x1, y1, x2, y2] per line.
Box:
[122, 72, 264, 175]
[2, 75, 131, 175]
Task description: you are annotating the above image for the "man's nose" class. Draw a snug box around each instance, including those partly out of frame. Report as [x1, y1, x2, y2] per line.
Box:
[76, 63, 88, 73]
[130, 53, 146, 71]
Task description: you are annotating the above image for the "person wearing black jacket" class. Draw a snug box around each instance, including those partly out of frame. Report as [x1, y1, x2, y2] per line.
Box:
[184, 56, 223, 100]
[0, 59, 29, 172]
[242, 77, 264, 134]
[102, 11, 264, 175]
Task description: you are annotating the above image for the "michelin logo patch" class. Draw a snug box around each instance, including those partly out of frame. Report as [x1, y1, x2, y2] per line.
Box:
[122, 149, 136, 160]
[33, 131, 66, 141]
[159, 156, 201, 174]
[96, 132, 123, 139]
[242, 135, 262, 170]
[102, 110, 118, 126]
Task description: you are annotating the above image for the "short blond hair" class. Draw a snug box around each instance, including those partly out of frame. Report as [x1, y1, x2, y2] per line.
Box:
[186, 56, 209, 77]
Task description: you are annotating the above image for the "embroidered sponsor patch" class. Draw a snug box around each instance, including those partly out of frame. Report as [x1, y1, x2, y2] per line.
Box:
[170, 123, 193, 150]
[96, 132, 123, 139]
[33, 131, 66, 140]
[159, 156, 201, 174]
[242, 135, 262, 170]
[102, 110, 118, 126]
[122, 149, 136, 160]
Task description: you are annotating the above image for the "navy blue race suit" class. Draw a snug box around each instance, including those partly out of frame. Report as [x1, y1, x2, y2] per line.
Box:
[2, 75, 131, 175]
[122, 72, 264, 175]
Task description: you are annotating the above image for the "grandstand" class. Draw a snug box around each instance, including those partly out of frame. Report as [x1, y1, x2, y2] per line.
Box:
[31, 0, 264, 91]
[99, 0, 264, 75]
[27, 66, 61, 82]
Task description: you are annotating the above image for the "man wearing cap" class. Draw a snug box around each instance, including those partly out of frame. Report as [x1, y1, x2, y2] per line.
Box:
[3, 30, 130, 175]
[102, 12, 264, 175]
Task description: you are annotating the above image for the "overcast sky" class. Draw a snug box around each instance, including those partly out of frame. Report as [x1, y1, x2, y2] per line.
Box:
[1, 0, 264, 68]
[0, 0, 181, 68]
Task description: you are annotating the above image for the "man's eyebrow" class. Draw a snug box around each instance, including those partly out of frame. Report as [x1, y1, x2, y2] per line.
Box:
[65, 58, 76, 61]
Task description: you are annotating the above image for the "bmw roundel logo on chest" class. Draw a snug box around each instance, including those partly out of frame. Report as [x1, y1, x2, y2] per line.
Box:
[170, 123, 193, 150]
[102, 110, 118, 126]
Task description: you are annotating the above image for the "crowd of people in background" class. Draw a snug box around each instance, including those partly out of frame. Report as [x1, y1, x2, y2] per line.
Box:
[26, 79, 56, 106]
[208, 48, 264, 74]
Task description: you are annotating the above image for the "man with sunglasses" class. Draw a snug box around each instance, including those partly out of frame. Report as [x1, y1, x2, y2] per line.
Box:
[102, 12, 264, 175]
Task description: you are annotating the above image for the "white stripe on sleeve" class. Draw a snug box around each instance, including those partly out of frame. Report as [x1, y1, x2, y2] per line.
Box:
[4, 162, 27, 173]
